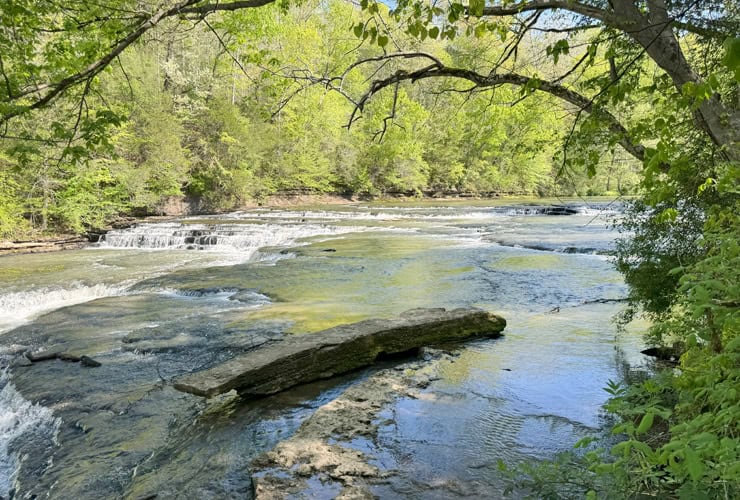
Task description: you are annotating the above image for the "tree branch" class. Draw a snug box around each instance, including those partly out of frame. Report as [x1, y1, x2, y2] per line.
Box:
[202, 18, 256, 84]
[493, 11, 541, 72]
[348, 58, 646, 164]
[481, 0, 616, 25]
[0, 0, 278, 126]
[341, 52, 443, 80]
[530, 24, 600, 33]
[373, 81, 402, 142]
[480, 0, 729, 39]
[178, 0, 277, 16]
[0, 55, 13, 100]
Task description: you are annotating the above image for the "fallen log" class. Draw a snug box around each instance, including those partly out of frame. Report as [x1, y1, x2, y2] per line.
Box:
[173, 307, 505, 398]
[0, 236, 87, 255]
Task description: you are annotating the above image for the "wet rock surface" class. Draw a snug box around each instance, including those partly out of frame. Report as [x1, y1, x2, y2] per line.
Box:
[0, 295, 289, 499]
[251, 349, 461, 499]
[0, 203, 637, 500]
[174, 308, 506, 398]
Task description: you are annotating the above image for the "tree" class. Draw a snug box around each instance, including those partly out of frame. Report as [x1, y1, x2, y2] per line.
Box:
[5, 1, 734, 182]
[2, 2, 733, 160]
[1, 1, 738, 496]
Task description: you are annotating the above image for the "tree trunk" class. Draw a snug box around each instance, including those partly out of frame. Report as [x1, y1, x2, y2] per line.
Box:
[614, 0, 740, 161]
[633, 29, 739, 161]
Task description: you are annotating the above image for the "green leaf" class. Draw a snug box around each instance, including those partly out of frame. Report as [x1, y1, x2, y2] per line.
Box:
[575, 436, 597, 448]
[636, 412, 655, 434]
[546, 39, 569, 65]
[722, 37, 740, 81]
[377, 35, 388, 48]
[469, 0, 484, 17]
[656, 208, 678, 223]
[428, 26, 439, 39]
[684, 447, 704, 481]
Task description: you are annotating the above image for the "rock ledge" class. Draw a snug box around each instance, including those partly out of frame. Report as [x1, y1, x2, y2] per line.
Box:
[173, 307, 505, 398]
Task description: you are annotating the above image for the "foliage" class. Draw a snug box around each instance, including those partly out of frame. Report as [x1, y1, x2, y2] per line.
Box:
[600, 303, 739, 498]
[0, 0, 638, 237]
[0, 1, 738, 498]
[0, 154, 29, 238]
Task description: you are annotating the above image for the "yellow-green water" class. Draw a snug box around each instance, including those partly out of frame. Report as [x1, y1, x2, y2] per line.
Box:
[0, 200, 648, 498]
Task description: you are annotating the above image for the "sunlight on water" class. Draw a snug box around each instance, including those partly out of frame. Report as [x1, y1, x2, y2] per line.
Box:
[0, 200, 647, 498]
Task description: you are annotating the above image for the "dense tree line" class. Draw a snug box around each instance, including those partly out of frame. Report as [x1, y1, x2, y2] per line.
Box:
[0, 0, 639, 237]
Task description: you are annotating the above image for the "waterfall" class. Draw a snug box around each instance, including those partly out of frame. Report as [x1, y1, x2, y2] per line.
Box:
[97, 221, 358, 255]
[0, 367, 60, 498]
[0, 283, 131, 334]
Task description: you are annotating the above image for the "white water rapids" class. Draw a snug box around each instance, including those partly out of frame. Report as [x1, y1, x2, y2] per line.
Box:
[0, 369, 60, 498]
[0, 218, 363, 497]
[1, 221, 363, 336]
[0, 201, 635, 498]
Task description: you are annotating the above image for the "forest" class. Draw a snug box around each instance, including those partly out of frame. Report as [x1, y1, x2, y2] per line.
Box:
[0, 0, 738, 498]
[0, 0, 647, 236]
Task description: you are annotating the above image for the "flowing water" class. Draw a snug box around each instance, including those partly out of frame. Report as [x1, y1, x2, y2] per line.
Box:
[0, 199, 648, 498]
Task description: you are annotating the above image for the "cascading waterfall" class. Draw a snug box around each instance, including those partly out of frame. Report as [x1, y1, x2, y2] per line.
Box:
[0, 367, 60, 499]
[2, 220, 361, 334]
[228, 204, 622, 222]
[97, 221, 360, 255]
[0, 283, 132, 334]
[0, 218, 364, 493]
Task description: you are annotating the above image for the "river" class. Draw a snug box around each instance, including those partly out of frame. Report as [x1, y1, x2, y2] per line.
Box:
[0, 199, 648, 498]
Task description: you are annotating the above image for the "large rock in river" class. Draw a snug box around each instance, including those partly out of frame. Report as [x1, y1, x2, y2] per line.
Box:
[173, 307, 505, 398]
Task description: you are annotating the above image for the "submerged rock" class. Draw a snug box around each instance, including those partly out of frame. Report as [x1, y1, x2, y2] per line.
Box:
[174, 307, 505, 398]
[641, 346, 682, 363]
[250, 348, 460, 498]
[25, 350, 61, 362]
[121, 335, 204, 354]
[122, 325, 179, 344]
[80, 355, 102, 367]
[10, 355, 32, 367]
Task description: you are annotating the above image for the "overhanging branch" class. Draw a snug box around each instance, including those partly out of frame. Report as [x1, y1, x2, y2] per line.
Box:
[481, 0, 616, 25]
[347, 56, 646, 164]
[0, 0, 278, 126]
[479, 0, 729, 39]
[178, 0, 276, 16]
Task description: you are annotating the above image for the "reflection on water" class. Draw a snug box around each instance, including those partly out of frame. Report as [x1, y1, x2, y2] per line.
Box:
[0, 200, 647, 498]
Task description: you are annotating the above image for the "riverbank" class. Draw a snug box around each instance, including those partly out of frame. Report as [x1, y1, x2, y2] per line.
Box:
[0, 235, 88, 255]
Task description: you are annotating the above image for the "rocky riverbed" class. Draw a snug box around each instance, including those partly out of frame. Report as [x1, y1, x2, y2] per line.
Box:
[251, 347, 463, 498]
[0, 201, 648, 499]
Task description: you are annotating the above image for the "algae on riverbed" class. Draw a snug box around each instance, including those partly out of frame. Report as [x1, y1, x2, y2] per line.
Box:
[0, 202, 644, 499]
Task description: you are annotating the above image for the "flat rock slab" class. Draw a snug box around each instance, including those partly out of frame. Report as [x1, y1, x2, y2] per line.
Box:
[173, 307, 505, 398]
